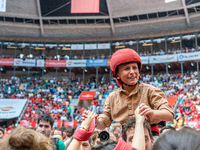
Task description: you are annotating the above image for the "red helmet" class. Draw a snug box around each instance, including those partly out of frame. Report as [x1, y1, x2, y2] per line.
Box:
[111, 48, 142, 82]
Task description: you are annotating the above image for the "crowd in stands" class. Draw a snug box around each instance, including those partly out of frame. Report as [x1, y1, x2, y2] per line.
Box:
[1, 46, 200, 61]
[0, 70, 200, 149]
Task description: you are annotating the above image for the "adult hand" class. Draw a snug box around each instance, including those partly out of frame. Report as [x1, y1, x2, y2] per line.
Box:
[139, 103, 155, 118]
[135, 106, 145, 123]
[80, 111, 97, 131]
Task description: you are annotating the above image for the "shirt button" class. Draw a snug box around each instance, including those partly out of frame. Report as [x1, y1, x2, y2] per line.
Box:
[128, 105, 132, 109]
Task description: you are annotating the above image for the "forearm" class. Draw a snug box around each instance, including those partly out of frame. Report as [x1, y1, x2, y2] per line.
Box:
[153, 109, 174, 121]
[132, 122, 145, 150]
[67, 139, 81, 150]
[96, 118, 107, 130]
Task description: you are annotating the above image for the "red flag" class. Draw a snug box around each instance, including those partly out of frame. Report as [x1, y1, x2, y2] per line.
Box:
[71, 0, 100, 13]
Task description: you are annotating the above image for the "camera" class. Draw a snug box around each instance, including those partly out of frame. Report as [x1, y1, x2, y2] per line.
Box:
[98, 131, 110, 142]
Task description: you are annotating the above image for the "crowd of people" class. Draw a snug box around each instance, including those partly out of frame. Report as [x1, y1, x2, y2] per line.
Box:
[1, 46, 199, 61]
[1, 48, 200, 149]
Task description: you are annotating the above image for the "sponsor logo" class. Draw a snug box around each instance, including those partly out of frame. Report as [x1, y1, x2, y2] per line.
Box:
[15, 60, 20, 64]
[68, 61, 72, 66]
[179, 55, 184, 59]
[0, 107, 13, 111]
[82, 94, 93, 98]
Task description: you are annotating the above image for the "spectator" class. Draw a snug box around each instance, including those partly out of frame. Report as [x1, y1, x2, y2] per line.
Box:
[0, 127, 52, 150]
[122, 117, 153, 150]
[0, 127, 4, 140]
[36, 113, 66, 150]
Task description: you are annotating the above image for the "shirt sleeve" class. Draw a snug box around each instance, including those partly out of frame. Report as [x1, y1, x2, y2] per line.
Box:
[98, 94, 113, 127]
[149, 87, 174, 117]
[58, 140, 66, 150]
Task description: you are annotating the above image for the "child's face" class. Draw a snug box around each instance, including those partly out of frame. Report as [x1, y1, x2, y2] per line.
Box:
[116, 63, 139, 86]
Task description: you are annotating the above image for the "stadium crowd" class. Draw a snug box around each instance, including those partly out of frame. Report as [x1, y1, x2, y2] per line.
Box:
[0, 46, 199, 60]
[0, 69, 200, 149]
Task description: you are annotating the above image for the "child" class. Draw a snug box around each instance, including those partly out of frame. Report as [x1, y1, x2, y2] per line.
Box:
[84, 48, 174, 133]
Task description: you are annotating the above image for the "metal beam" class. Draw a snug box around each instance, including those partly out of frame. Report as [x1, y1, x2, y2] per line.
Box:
[105, 0, 115, 35]
[36, 0, 44, 36]
[181, 0, 190, 26]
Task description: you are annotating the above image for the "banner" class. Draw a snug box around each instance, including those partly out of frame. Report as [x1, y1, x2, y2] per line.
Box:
[66, 60, 86, 67]
[71, 0, 99, 13]
[167, 96, 177, 108]
[71, 44, 84, 50]
[14, 59, 36, 67]
[178, 51, 200, 61]
[86, 59, 107, 67]
[186, 120, 199, 129]
[149, 54, 177, 64]
[0, 58, 14, 66]
[107, 59, 111, 66]
[79, 91, 96, 100]
[98, 43, 110, 49]
[0, 99, 27, 119]
[53, 120, 62, 128]
[0, 0, 6, 12]
[85, 44, 97, 50]
[45, 60, 66, 67]
[36, 59, 45, 67]
[140, 57, 149, 64]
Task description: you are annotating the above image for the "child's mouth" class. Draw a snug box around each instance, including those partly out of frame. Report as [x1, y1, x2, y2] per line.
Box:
[128, 77, 136, 79]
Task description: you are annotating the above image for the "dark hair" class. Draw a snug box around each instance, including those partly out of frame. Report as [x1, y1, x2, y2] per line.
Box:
[152, 127, 200, 150]
[0, 127, 4, 135]
[65, 126, 75, 138]
[160, 125, 175, 133]
[51, 128, 63, 136]
[37, 113, 54, 128]
[122, 117, 153, 141]
[92, 140, 117, 150]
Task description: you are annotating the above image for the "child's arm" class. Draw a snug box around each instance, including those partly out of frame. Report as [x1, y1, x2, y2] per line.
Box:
[139, 103, 174, 121]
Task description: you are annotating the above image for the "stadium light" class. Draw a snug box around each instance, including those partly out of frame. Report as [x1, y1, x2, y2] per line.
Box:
[0, 68, 3, 71]
[19, 54, 24, 59]
[105, 68, 108, 72]
[168, 65, 171, 68]
[146, 66, 149, 69]
[23, 68, 25, 71]
[191, 63, 194, 66]
[85, 69, 87, 72]
[64, 69, 67, 72]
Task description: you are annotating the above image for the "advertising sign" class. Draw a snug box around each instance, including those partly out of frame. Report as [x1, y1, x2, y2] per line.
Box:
[45, 60, 66, 67]
[0, 99, 27, 119]
[86, 59, 107, 67]
[36, 59, 45, 67]
[149, 54, 177, 64]
[178, 52, 200, 61]
[98, 43, 110, 49]
[14, 59, 36, 67]
[0, 58, 14, 66]
[0, 0, 6, 12]
[140, 57, 149, 64]
[71, 44, 84, 50]
[66, 60, 86, 67]
[85, 44, 97, 50]
[79, 91, 96, 100]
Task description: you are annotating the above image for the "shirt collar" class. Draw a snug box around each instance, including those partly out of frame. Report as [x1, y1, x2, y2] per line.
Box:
[119, 81, 140, 95]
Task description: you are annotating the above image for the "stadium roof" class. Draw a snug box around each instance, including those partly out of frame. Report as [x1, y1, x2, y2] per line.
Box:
[0, 0, 200, 42]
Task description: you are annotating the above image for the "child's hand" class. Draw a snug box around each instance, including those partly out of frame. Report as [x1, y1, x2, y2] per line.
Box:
[139, 103, 155, 118]
[135, 106, 145, 123]
[80, 111, 97, 131]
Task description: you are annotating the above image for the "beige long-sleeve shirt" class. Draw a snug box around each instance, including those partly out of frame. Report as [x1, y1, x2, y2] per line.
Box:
[99, 82, 174, 127]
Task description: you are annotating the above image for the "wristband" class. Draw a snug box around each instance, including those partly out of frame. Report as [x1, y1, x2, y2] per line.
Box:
[114, 139, 133, 150]
[73, 118, 96, 141]
[80, 127, 89, 132]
